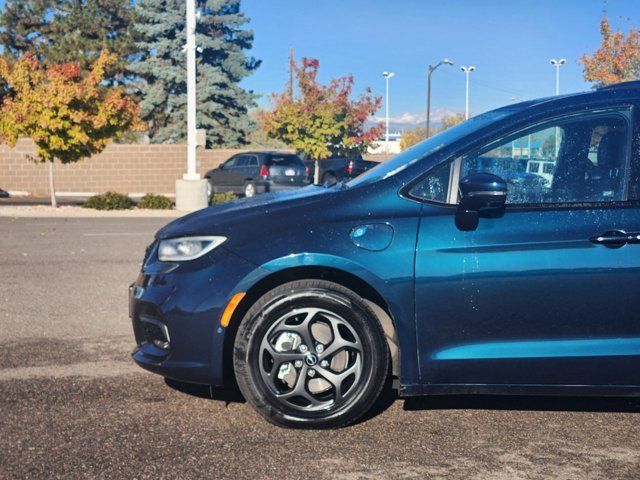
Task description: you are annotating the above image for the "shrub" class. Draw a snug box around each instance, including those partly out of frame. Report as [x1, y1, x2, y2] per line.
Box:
[83, 191, 134, 210]
[138, 194, 173, 210]
[211, 192, 238, 205]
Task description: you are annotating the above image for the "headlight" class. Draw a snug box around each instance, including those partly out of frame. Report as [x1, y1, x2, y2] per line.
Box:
[157, 236, 227, 262]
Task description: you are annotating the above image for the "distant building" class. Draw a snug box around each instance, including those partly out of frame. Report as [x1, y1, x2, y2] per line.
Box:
[368, 131, 402, 155]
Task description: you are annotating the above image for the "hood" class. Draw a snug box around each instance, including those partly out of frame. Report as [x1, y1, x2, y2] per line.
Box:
[157, 185, 331, 239]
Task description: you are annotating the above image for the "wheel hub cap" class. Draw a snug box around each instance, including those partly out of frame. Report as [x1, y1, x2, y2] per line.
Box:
[258, 307, 363, 412]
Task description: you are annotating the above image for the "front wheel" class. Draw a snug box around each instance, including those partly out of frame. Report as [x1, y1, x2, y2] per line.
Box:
[233, 280, 389, 429]
[244, 181, 256, 198]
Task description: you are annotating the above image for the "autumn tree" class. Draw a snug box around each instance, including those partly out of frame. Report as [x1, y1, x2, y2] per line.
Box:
[400, 113, 466, 151]
[0, 52, 142, 207]
[261, 58, 382, 181]
[580, 17, 640, 86]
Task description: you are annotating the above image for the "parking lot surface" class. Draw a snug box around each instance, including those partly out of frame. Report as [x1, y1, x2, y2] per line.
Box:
[2, 217, 640, 479]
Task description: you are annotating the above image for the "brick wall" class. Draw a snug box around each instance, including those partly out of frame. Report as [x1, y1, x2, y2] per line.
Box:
[0, 139, 390, 197]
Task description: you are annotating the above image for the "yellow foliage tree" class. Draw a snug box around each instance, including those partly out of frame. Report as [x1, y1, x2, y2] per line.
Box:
[0, 51, 142, 207]
[400, 113, 466, 151]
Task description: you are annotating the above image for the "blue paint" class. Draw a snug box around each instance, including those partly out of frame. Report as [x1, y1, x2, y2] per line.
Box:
[433, 338, 640, 360]
[130, 83, 640, 393]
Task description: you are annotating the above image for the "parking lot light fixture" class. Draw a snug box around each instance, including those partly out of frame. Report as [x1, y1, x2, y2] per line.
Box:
[383, 72, 395, 147]
[550, 58, 566, 95]
[426, 58, 454, 137]
[460, 66, 475, 120]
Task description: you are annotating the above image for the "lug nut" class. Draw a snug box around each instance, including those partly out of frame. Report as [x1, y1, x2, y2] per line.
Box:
[320, 360, 329, 368]
[299, 344, 308, 353]
[307, 369, 316, 377]
[294, 359, 303, 368]
[315, 344, 324, 353]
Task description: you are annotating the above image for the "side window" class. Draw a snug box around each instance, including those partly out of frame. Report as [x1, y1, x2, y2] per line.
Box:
[410, 111, 630, 205]
[223, 156, 238, 168]
[249, 156, 259, 166]
[236, 156, 250, 167]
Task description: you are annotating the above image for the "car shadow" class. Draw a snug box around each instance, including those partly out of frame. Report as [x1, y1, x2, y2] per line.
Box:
[164, 378, 245, 404]
[403, 394, 640, 413]
[165, 378, 640, 419]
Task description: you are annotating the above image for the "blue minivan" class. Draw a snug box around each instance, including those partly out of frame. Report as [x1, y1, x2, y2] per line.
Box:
[131, 82, 640, 428]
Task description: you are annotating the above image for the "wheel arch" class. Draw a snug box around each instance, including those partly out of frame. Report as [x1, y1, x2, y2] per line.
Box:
[222, 265, 400, 386]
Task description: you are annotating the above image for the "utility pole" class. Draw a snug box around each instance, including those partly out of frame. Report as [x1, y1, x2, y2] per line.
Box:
[460, 66, 475, 120]
[426, 58, 453, 138]
[175, 0, 208, 211]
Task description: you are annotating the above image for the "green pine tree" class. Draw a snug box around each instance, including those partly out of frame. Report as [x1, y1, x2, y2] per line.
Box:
[0, 0, 136, 78]
[129, 0, 260, 146]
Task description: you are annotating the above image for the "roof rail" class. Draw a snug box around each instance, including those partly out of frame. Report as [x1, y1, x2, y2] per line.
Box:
[597, 80, 640, 91]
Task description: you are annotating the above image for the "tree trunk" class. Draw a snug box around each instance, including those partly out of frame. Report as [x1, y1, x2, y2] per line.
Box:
[314, 159, 320, 185]
[48, 159, 58, 208]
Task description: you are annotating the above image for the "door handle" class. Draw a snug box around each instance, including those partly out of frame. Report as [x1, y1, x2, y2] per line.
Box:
[589, 230, 640, 248]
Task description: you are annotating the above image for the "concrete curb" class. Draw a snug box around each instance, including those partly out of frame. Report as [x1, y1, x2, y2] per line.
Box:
[0, 206, 186, 218]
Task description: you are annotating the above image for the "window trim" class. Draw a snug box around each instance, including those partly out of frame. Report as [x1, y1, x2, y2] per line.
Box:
[402, 105, 635, 210]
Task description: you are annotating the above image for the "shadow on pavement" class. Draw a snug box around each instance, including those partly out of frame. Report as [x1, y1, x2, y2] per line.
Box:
[165, 378, 245, 403]
[404, 394, 640, 413]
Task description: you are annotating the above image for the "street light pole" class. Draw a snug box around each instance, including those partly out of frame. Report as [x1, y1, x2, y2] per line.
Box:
[175, 0, 208, 211]
[550, 58, 566, 157]
[460, 66, 475, 120]
[185, 0, 198, 180]
[550, 58, 566, 95]
[383, 72, 395, 147]
[426, 58, 453, 138]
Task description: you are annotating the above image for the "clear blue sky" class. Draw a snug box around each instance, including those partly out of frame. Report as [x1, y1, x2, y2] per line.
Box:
[241, 0, 638, 123]
[0, 1, 636, 124]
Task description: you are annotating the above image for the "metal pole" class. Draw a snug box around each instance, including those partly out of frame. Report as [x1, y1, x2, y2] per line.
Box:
[385, 75, 390, 144]
[185, 0, 198, 180]
[426, 67, 433, 138]
[555, 64, 560, 95]
[465, 70, 470, 120]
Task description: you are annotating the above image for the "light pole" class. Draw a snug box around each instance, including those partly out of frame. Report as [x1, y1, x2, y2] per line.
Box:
[383, 72, 395, 149]
[460, 65, 475, 120]
[550, 58, 566, 157]
[426, 58, 453, 138]
[175, 0, 208, 211]
[550, 58, 566, 95]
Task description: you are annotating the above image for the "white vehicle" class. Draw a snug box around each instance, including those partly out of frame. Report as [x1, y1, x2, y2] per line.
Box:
[526, 159, 555, 185]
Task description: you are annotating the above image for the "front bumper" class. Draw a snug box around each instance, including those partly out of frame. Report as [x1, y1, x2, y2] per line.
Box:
[129, 245, 259, 386]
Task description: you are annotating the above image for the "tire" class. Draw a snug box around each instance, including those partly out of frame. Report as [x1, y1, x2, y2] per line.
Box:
[322, 172, 337, 186]
[244, 181, 256, 198]
[233, 280, 389, 429]
[206, 180, 214, 200]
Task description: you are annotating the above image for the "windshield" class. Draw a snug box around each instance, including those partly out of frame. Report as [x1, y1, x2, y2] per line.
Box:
[347, 108, 518, 188]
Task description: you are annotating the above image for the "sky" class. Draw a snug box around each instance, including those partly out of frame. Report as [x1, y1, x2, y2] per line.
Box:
[241, 0, 639, 125]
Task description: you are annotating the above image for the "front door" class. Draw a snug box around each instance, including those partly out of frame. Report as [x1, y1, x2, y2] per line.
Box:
[413, 106, 640, 388]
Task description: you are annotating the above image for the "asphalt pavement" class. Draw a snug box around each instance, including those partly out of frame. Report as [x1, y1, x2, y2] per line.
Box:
[1, 216, 640, 479]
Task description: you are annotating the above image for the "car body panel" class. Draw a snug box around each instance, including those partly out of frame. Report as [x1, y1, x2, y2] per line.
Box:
[131, 83, 640, 395]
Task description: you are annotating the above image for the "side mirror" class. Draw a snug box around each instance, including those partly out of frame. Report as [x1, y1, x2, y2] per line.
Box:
[455, 173, 507, 231]
[219, 163, 225, 170]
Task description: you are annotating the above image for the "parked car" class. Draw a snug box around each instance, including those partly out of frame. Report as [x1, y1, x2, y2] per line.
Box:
[0, 188, 8, 198]
[131, 80, 640, 429]
[526, 159, 556, 185]
[302, 154, 379, 185]
[204, 152, 309, 199]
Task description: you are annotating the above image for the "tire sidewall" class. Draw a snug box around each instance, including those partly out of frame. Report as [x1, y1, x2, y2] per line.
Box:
[234, 281, 389, 429]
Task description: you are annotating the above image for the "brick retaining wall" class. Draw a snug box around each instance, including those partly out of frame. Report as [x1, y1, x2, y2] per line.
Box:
[0, 139, 391, 197]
